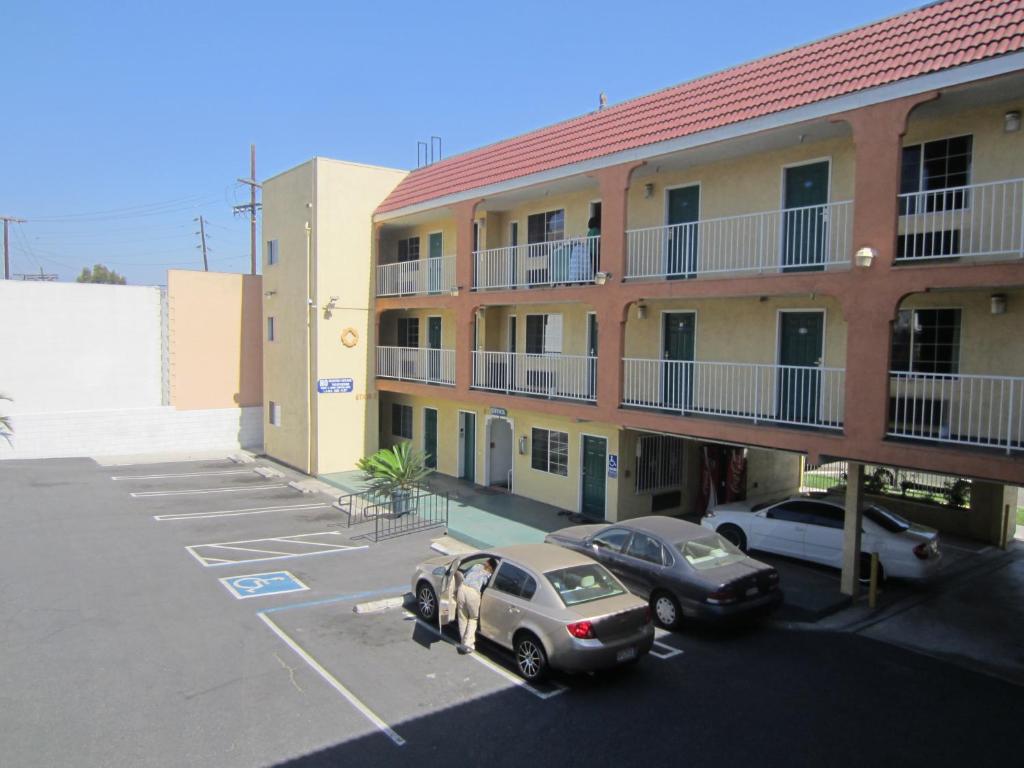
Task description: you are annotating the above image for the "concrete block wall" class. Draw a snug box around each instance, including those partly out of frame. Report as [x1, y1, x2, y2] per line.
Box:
[0, 406, 263, 460]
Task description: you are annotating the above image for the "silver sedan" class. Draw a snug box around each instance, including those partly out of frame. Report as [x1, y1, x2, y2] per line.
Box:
[410, 543, 654, 681]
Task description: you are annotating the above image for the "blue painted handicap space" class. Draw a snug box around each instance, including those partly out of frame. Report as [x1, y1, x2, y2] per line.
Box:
[220, 571, 309, 600]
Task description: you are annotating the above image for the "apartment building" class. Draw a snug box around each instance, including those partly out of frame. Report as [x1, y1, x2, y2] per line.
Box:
[264, 0, 1024, 589]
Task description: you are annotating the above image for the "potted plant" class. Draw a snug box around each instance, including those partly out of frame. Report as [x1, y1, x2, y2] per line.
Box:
[357, 442, 432, 516]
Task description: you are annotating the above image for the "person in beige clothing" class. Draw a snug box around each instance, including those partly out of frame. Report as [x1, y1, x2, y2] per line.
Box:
[456, 558, 496, 654]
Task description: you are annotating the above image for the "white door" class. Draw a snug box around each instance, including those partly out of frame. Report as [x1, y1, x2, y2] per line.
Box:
[801, 501, 845, 567]
[752, 502, 807, 557]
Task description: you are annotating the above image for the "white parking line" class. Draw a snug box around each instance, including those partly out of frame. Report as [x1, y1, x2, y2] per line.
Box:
[649, 641, 684, 660]
[111, 469, 256, 481]
[186, 531, 366, 567]
[131, 484, 287, 498]
[405, 611, 568, 701]
[257, 612, 405, 747]
[153, 502, 330, 522]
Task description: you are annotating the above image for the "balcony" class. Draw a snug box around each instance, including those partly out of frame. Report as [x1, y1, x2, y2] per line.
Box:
[889, 371, 1023, 452]
[896, 178, 1024, 263]
[472, 351, 597, 402]
[376, 256, 456, 297]
[622, 358, 845, 430]
[376, 346, 455, 386]
[473, 235, 601, 290]
[625, 201, 853, 280]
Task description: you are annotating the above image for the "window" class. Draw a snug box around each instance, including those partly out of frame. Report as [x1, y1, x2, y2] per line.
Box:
[545, 564, 624, 607]
[531, 428, 568, 476]
[900, 135, 972, 214]
[767, 502, 810, 523]
[396, 317, 419, 348]
[266, 316, 275, 342]
[391, 403, 413, 439]
[592, 529, 630, 553]
[635, 434, 685, 493]
[678, 535, 746, 571]
[266, 239, 279, 266]
[891, 309, 961, 374]
[509, 221, 519, 248]
[801, 502, 844, 530]
[492, 562, 537, 600]
[524, 314, 562, 354]
[397, 237, 420, 262]
[527, 209, 565, 244]
[268, 401, 281, 426]
[624, 532, 665, 565]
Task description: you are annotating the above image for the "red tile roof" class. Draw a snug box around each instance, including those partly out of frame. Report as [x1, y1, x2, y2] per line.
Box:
[376, 0, 1024, 215]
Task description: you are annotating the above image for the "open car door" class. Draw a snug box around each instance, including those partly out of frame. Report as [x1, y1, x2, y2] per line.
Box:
[437, 559, 461, 625]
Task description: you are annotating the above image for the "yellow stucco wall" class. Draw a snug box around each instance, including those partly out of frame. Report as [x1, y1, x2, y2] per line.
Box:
[380, 309, 457, 348]
[478, 303, 597, 355]
[380, 218, 457, 263]
[168, 270, 263, 410]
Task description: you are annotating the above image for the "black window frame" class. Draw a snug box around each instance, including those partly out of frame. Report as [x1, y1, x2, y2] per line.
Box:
[891, 308, 961, 375]
[491, 562, 537, 600]
[899, 135, 972, 215]
[396, 236, 420, 263]
[526, 209, 565, 245]
[396, 317, 420, 348]
[391, 403, 413, 439]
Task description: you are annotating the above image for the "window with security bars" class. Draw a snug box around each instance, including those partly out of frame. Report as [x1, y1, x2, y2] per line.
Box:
[634, 435, 685, 493]
[531, 428, 568, 476]
[899, 135, 972, 215]
[391, 403, 413, 439]
[891, 308, 961, 374]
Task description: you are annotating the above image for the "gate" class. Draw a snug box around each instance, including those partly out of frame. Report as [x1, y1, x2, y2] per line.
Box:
[337, 487, 450, 541]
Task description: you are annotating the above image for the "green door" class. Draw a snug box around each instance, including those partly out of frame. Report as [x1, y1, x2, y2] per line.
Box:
[461, 412, 476, 482]
[667, 185, 699, 279]
[778, 312, 824, 424]
[427, 316, 442, 382]
[424, 408, 438, 469]
[663, 312, 695, 410]
[783, 162, 829, 272]
[581, 435, 607, 520]
[428, 232, 443, 293]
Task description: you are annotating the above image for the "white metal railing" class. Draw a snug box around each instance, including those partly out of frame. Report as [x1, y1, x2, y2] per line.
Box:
[376, 346, 455, 386]
[888, 371, 1023, 452]
[897, 178, 1024, 262]
[472, 351, 597, 402]
[376, 256, 456, 297]
[473, 235, 601, 289]
[622, 358, 845, 430]
[625, 201, 852, 279]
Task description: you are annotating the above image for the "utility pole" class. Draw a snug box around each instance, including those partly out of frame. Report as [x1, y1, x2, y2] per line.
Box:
[1, 215, 27, 280]
[233, 144, 261, 275]
[194, 215, 209, 271]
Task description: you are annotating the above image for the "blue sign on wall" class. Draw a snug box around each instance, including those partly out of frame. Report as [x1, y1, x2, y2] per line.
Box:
[219, 571, 310, 600]
[318, 378, 354, 394]
[607, 454, 619, 479]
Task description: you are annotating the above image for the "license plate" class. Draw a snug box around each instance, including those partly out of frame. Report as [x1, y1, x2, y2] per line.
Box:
[616, 647, 637, 662]
[746, 586, 759, 597]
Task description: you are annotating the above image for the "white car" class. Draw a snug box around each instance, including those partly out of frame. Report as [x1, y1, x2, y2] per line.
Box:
[701, 494, 942, 582]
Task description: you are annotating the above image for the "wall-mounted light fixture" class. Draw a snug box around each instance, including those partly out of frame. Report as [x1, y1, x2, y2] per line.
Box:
[594, 271, 611, 285]
[450, 286, 461, 297]
[475, 307, 486, 319]
[643, 182, 655, 199]
[636, 302, 648, 320]
[991, 293, 1008, 315]
[518, 435, 528, 455]
[1005, 110, 1021, 133]
[854, 246, 877, 268]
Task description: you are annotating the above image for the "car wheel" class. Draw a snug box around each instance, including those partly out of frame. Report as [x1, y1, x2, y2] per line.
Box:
[416, 581, 438, 621]
[514, 632, 549, 682]
[859, 554, 885, 586]
[718, 524, 747, 552]
[651, 591, 682, 630]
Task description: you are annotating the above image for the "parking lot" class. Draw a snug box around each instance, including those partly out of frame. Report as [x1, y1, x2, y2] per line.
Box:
[2, 454, 1022, 768]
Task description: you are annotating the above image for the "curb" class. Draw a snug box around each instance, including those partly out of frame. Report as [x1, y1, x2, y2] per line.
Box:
[353, 596, 407, 614]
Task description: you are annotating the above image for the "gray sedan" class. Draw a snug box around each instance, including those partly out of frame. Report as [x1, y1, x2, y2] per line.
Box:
[410, 543, 654, 681]
[545, 516, 782, 630]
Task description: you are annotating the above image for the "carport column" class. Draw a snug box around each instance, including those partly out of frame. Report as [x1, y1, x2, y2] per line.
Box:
[840, 461, 865, 597]
[452, 199, 481, 394]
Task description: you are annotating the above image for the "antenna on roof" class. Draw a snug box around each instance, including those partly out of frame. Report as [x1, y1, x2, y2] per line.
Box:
[416, 137, 444, 168]
[599, 91, 607, 110]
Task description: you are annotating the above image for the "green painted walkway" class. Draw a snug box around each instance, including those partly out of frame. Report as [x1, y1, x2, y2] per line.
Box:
[318, 470, 578, 548]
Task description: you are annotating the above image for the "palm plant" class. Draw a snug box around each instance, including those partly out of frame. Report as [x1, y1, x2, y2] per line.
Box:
[357, 442, 432, 497]
[0, 393, 12, 445]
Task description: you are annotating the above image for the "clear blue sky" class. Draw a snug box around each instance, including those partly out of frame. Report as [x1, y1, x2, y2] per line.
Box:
[1, 0, 923, 286]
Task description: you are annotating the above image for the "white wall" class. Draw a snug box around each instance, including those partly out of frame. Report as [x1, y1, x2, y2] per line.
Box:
[0, 281, 164, 413]
[1, 406, 263, 459]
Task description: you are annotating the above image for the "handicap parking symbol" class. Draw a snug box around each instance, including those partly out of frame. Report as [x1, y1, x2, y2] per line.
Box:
[219, 571, 310, 600]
